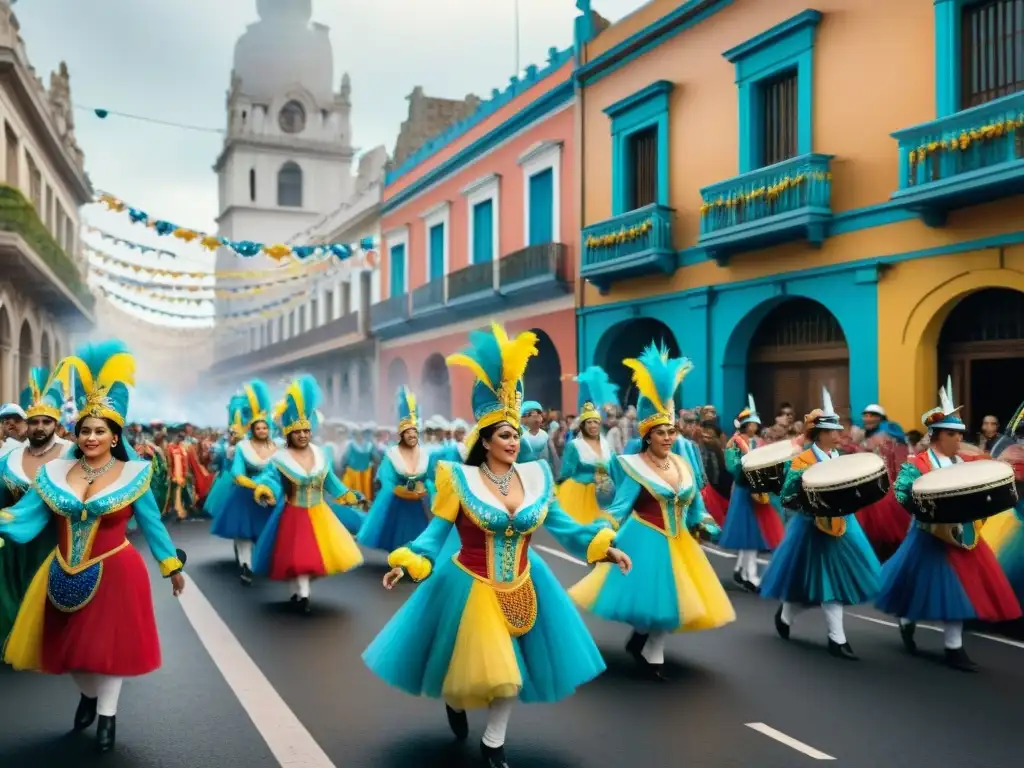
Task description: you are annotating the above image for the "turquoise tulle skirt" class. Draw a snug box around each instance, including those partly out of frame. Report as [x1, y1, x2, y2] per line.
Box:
[209, 481, 271, 541]
[759, 515, 881, 605]
[204, 471, 233, 518]
[362, 549, 605, 709]
[357, 491, 430, 552]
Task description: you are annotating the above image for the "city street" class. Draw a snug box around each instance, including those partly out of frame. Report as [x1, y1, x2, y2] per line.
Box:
[0, 521, 1021, 768]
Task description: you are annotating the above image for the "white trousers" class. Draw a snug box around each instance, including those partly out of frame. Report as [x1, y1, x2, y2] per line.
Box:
[449, 697, 515, 748]
[72, 673, 123, 717]
[235, 539, 253, 568]
[293, 575, 311, 598]
[900, 617, 963, 649]
[781, 601, 847, 644]
[736, 550, 760, 585]
[640, 630, 668, 665]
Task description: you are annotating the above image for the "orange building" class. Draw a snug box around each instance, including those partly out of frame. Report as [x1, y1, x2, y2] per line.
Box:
[373, 47, 579, 422]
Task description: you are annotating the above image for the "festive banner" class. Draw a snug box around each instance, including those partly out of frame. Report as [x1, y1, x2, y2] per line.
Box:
[95, 191, 381, 264]
[96, 285, 309, 323]
[84, 244, 331, 279]
[85, 225, 178, 258]
[89, 262, 325, 293]
[90, 268, 310, 304]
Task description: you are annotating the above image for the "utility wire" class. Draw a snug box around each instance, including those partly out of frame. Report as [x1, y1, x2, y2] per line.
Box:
[73, 104, 223, 135]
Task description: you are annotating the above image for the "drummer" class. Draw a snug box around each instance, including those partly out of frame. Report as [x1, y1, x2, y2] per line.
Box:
[759, 388, 882, 660]
[718, 395, 785, 592]
[875, 378, 1021, 672]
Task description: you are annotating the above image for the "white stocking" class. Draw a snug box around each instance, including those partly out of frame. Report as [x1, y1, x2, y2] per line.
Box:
[482, 697, 515, 748]
[95, 675, 123, 717]
[742, 550, 760, 585]
[72, 672, 98, 698]
[641, 631, 668, 665]
[821, 601, 846, 644]
[235, 539, 253, 568]
[780, 602, 805, 626]
[943, 621, 964, 650]
[294, 575, 311, 598]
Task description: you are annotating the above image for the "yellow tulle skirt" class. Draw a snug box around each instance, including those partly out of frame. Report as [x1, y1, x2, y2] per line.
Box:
[343, 467, 375, 501]
[982, 508, 1019, 551]
[556, 479, 605, 526]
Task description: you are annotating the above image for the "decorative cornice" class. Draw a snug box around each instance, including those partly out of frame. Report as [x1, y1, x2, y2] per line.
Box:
[517, 140, 563, 167]
[460, 173, 501, 197]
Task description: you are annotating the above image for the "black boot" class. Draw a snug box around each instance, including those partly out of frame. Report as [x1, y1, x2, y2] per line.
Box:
[827, 639, 858, 660]
[945, 647, 979, 672]
[899, 621, 917, 654]
[480, 741, 510, 768]
[445, 705, 468, 740]
[240, 564, 253, 586]
[73, 694, 97, 731]
[625, 630, 648, 660]
[96, 715, 116, 753]
[298, 596, 311, 614]
[641, 662, 669, 682]
[774, 605, 790, 640]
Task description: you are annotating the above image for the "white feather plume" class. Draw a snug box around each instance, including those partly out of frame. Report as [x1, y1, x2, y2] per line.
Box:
[939, 381, 954, 414]
[821, 386, 835, 416]
[747, 393, 756, 415]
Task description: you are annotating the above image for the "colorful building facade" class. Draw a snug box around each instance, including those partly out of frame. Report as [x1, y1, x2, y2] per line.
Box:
[574, 0, 1024, 432]
[373, 47, 579, 421]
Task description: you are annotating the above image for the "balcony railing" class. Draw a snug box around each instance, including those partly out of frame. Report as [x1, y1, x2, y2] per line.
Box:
[448, 260, 495, 302]
[579, 203, 674, 293]
[500, 242, 566, 290]
[369, 294, 409, 330]
[411, 279, 445, 314]
[890, 91, 1024, 224]
[697, 153, 833, 264]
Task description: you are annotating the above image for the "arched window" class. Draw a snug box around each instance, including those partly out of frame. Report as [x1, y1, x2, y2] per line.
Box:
[277, 161, 302, 207]
[249, 168, 256, 202]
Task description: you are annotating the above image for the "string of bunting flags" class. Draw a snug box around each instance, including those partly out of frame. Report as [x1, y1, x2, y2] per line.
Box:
[89, 266, 314, 300]
[85, 225, 178, 258]
[94, 191, 381, 264]
[85, 245, 332, 279]
[96, 285, 310, 322]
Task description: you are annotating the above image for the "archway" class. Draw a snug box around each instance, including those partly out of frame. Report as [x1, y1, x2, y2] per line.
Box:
[18, 320, 32, 386]
[0, 305, 9, 401]
[594, 318, 679, 407]
[746, 298, 849, 421]
[522, 329, 563, 413]
[40, 330, 51, 371]
[421, 353, 451, 418]
[387, 357, 409, 396]
[938, 287, 1024, 432]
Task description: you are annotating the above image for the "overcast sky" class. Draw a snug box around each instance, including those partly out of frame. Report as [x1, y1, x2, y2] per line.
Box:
[17, 0, 647, 268]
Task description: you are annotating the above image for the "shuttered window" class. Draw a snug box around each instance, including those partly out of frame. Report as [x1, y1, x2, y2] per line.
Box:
[761, 70, 798, 167]
[961, 0, 1024, 108]
[628, 126, 658, 210]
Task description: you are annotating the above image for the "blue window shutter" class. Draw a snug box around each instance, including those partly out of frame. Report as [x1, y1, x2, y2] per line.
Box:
[389, 244, 405, 296]
[472, 199, 494, 262]
[528, 169, 554, 245]
[429, 223, 445, 279]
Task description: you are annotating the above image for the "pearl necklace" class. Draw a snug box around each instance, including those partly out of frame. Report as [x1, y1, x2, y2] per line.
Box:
[481, 461, 516, 496]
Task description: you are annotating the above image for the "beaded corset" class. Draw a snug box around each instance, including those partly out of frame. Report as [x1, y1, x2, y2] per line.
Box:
[616, 453, 697, 537]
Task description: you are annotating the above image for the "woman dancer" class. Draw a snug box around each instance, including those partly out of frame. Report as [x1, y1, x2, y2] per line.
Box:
[210, 380, 277, 585]
[203, 394, 248, 526]
[251, 375, 364, 613]
[760, 389, 881, 660]
[341, 424, 376, 501]
[718, 396, 785, 592]
[557, 366, 620, 525]
[876, 379, 1020, 671]
[0, 341, 185, 753]
[363, 323, 630, 768]
[358, 388, 431, 553]
[570, 344, 733, 679]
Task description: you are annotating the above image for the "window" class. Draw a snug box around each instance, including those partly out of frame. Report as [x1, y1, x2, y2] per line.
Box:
[420, 202, 450, 283]
[310, 297, 319, 327]
[428, 223, 445, 280]
[604, 82, 671, 215]
[519, 141, 563, 242]
[65, 218, 74, 256]
[45, 186, 53, 232]
[277, 161, 302, 207]
[249, 168, 256, 202]
[760, 70, 798, 166]
[279, 101, 306, 134]
[960, 0, 1024, 108]
[26, 153, 41, 210]
[724, 10, 821, 173]
[289, 312, 296, 337]
[461, 173, 500, 264]
[5, 123, 17, 187]
[324, 290, 335, 321]
[341, 282, 352, 314]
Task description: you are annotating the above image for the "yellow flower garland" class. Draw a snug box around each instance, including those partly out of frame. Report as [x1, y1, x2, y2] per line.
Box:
[907, 114, 1024, 175]
[585, 218, 653, 250]
[699, 171, 831, 217]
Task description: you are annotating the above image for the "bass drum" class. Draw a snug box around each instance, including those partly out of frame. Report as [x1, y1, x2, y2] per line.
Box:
[800, 453, 890, 517]
[740, 440, 802, 495]
[911, 459, 1018, 524]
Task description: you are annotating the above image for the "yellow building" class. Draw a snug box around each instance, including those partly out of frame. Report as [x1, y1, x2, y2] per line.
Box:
[574, 0, 1024, 433]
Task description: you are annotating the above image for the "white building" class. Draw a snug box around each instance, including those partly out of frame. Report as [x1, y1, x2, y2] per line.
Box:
[0, 0, 92, 402]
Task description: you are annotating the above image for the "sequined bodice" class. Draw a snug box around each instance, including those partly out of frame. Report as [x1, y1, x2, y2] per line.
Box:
[618, 454, 696, 537]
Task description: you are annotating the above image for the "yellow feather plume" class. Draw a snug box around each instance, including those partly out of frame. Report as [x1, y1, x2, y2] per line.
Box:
[673, 359, 694, 393]
[623, 357, 664, 414]
[405, 388, 417, 414]
[445, 353, 493, 391]
[494, 322, 538, 386]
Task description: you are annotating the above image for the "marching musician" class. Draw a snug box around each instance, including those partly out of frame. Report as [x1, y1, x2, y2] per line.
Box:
[760, 388, 882, 660]
[875, 378, 1021, 671]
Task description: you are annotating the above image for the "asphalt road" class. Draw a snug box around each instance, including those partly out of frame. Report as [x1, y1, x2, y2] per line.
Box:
[1, 520, 1022, 768]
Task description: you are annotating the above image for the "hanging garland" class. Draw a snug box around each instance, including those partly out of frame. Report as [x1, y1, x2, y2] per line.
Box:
[89, 266, 313, 301]
[84, 244, 330, 279]
[699, 171, 832, 217]
[95, 285, 308, 322]
[85, 225, 179, 258]
[585, 218, 653, 250]
[906, 113, 1024, 180]
[95, 192, 381, 263]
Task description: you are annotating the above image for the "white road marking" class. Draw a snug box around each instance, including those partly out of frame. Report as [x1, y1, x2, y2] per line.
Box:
[745, 723, 835, 760]
[177, 574, 337, 768]
[535, 544, 1024, 651]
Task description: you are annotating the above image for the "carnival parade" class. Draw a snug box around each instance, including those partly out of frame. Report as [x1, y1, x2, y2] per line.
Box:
[3, 0, 1024, 766]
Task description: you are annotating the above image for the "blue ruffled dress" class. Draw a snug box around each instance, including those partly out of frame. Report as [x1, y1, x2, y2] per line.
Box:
[357, 446, 431, 552]
[209, 440, 274, 541]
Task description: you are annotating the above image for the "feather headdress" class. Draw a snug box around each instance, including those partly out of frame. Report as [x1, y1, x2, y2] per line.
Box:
[446, 322, 539, 449]
[274, 374, 322, 435]
[227, 394, 249, 440]
[921, 375, 965, 432]
[733, 394, 760, 430]
[623, 342, 693, 437]
[575, 365, 619, 423]
[242, 379, 273, 428]
[19, 366, 66, 421]
[56, 340, 135, 427]
[395, 386, 419, 434]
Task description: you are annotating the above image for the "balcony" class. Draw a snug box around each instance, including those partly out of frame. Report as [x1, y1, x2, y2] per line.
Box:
[0, 184, 93, 321]
[209, 311, 367, 378]
[890, 91, 1024, 226]
[411, 279, 445, 316]
[448, 259, 497, 309]
[580, 203, 675, 293]
[500, 243, 569, 298]
[698, 153, 833, 265]
[369, 294, 409, 332]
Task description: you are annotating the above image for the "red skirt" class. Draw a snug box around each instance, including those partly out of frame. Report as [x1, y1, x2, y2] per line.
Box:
[754, 500, 786, 549]
[856, 490, 911, 561]
[269, 504, 328, 581]
[947, 540, 1022, 623]
[42, 545, 162, 677]
[701, 486, 730, 527]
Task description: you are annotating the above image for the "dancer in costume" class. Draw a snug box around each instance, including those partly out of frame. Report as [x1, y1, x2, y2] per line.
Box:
[557, 366, 621, 525]
[203, 396, 247, 521]
[876, 379, 1021, 671]
[210, 381, 277, 585]
[519, 401, 554, 466]
[983, 442, 1024, 612]
[0, 341, 185, 753]
[570, 345, 732, 680]
[718, 396, 785, 592]
[357, 388, 431, 553]
[624, 412, 706, 490]
[251, 375, 364, 613]
[761, 389, 881, 660]
[855, 404, 912, 561]
[341, 424, 376, 501]
[363, 323, 630, 768]
[0, 368, 72, 644]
